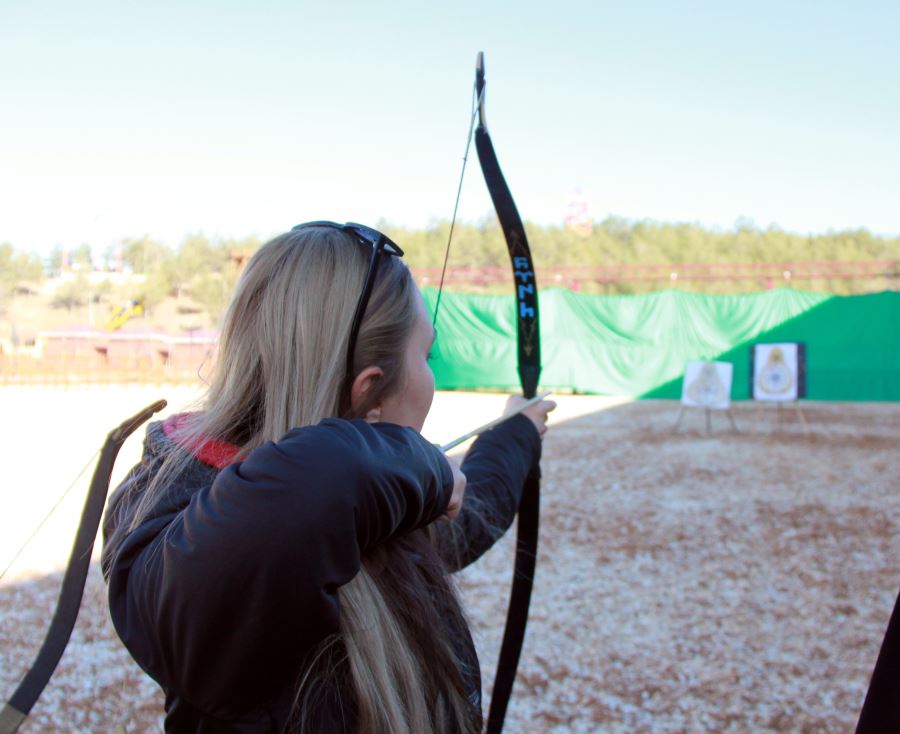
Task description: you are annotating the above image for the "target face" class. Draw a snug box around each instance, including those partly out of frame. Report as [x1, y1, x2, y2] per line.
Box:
[681, 361, 733, 409]
[753, 343, 800, 401]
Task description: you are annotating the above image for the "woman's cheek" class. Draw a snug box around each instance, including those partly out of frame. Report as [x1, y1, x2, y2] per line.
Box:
[418, 360, 436, 426]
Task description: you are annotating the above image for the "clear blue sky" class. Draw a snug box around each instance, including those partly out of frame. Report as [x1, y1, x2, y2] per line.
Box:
[2, 0, 898, 255]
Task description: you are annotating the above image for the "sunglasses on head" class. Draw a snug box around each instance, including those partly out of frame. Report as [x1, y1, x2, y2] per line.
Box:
[291, 221, 405, 391]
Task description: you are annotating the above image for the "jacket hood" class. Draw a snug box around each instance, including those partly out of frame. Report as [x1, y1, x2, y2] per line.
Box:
[161, 413, 241, 469]
[101, 414, 230, 579]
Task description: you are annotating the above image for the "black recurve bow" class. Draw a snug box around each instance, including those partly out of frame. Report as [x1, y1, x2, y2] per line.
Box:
[0, 400, 166, 734]
[472, 52, 542, 734]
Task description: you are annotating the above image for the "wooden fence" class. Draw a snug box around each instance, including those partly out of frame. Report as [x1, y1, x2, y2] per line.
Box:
[0, 331, 216, 385]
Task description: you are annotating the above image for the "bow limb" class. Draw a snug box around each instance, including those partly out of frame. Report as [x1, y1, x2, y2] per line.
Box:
[472, 51, 542, 734]
[473, 54, 540, 401]
[0, 400, 166, 734]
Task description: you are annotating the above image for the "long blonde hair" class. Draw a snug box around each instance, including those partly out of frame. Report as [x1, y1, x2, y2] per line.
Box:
[124, 227, 479, 733]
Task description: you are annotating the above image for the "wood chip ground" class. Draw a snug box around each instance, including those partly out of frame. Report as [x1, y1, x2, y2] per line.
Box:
[2, 390, 898, 733]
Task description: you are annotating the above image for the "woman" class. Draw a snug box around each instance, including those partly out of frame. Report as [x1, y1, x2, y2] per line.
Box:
[102, 222, 555, 733]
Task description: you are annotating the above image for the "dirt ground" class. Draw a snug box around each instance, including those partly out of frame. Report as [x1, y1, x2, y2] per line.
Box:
[1, 388, 898, 733]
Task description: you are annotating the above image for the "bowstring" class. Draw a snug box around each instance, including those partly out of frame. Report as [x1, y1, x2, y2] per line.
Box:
[432, 82, 484, 330]
[0, 448, 102, 581]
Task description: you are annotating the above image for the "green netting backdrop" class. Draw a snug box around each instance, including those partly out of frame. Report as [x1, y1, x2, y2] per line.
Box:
[422, 288, 900, 401]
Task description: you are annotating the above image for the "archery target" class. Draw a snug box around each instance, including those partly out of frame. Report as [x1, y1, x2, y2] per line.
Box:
[681, 361, 733, 409]
[752, 343, 801, 401]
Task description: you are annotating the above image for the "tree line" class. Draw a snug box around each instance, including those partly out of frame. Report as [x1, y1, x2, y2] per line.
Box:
[0, 234, 259, 323]
[379, 217, 897, 269]
[1, 218, 897, 323]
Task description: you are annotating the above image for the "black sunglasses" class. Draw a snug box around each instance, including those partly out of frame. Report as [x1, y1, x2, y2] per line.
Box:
[291, 221, 404, 389]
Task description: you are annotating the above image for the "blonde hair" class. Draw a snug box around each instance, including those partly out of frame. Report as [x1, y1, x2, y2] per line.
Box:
[121, 227, 479, 733]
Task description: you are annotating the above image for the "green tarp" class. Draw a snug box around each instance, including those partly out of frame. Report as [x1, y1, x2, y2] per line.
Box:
[422, 288, 900, 401]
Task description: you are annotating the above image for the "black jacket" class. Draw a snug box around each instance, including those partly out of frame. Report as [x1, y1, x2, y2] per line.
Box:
[102, 414, 540, 733]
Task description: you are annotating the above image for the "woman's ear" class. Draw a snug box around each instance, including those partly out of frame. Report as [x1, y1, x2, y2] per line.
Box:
[350, 365, 384, 421]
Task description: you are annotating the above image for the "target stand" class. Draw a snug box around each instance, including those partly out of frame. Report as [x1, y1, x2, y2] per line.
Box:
[753, 400, 810, 435]
[673, 405, 738, 434]
[750, 342, 810, 435]
[673, 361, 738, 434]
